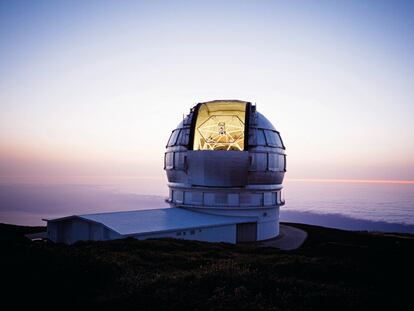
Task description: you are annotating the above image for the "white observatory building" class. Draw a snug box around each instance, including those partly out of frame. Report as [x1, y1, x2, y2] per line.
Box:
[45, 100, 286, 244]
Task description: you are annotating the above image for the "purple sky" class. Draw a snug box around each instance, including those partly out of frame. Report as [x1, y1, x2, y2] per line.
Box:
[1, 0, 414, 183]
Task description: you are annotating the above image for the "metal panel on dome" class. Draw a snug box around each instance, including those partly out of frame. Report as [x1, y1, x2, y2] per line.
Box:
[187, 150, 249, 187]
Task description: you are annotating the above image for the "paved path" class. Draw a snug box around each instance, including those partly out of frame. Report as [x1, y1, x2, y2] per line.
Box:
[260, 224, 308, 250]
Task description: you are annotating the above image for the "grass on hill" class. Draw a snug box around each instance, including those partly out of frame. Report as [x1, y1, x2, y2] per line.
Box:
[1, 222, 413, 310]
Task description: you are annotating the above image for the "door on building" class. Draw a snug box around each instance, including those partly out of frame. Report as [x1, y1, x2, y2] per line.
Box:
[236, 222, 257, 243]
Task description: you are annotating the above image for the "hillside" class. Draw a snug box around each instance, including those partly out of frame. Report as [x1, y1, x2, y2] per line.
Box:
[1, 222, 413, 310]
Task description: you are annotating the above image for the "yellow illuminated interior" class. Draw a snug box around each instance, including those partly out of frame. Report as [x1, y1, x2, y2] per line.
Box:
[193, 101, 246, 151]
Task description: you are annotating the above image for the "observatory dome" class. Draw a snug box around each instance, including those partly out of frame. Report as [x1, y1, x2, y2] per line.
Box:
[45, 100, 287, 245]
[164, 100, 286, 240]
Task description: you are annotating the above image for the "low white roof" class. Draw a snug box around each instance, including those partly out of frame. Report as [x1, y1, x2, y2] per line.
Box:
[48, 208, 257, 236]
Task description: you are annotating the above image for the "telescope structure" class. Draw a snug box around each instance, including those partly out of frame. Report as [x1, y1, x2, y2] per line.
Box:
[45, 100, 286, 244]
[165, 100, 286, 241]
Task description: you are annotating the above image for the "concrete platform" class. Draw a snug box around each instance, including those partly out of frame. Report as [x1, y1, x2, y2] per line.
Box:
[25, 231, 47, 241]
[260, 224, 308, 250]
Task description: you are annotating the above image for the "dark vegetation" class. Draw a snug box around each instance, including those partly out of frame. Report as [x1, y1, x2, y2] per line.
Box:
[1, 222, 413, 310]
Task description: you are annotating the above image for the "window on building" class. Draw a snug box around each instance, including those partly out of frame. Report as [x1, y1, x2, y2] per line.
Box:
[174, 152, 186, 170]
[250, 153, 267, 171]
[167, 129, 181, 147]
[165, 152, 174, 169]
[268, 153, 278, 171]
[215, 193, 228, 205]
[177, 128, 190, 146]
[256, 129, 267, 146]
[240, 193, 251, 205]
[264, 130, 283, 148]
[173, 190, 184, 204]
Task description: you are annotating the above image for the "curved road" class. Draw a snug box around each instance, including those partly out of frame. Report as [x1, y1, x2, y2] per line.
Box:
[261, 224, 308, 250]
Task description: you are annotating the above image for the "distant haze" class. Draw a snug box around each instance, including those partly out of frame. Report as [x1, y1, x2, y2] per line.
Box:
[1, 180, 413, 234]
[1, 0, 414, 183]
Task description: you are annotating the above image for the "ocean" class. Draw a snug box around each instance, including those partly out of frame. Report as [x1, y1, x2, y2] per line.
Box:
[0, 178, 413, 233]
[282, 180, 414, 233]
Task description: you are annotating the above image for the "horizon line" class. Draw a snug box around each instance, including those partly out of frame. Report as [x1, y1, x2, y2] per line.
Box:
[1, 175, 414, 185]
[286, 178, 414, 185]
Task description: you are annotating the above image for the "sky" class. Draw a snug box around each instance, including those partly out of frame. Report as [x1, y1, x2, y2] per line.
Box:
[1, 0, 414, 188]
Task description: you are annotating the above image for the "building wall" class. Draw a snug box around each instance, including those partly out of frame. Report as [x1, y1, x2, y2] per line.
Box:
[257, 219, 279, 240]
[184, 206, 279, 240]
[135, 224, 237, 244]
[48, 218, 239, 244]
[47, 218, 121, 244]
[47, 222, 58, 242]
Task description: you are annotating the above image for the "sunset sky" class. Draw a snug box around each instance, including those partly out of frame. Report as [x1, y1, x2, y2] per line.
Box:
[1, 0, 414, 186]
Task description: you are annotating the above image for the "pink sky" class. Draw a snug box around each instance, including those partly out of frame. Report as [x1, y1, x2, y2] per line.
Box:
[1, 1, 414, 185]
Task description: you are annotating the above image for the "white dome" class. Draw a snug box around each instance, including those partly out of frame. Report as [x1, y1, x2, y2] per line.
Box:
[165, 100, 286, 187]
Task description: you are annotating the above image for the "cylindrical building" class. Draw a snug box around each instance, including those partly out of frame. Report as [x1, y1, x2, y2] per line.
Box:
[165, 100, 286, 241]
